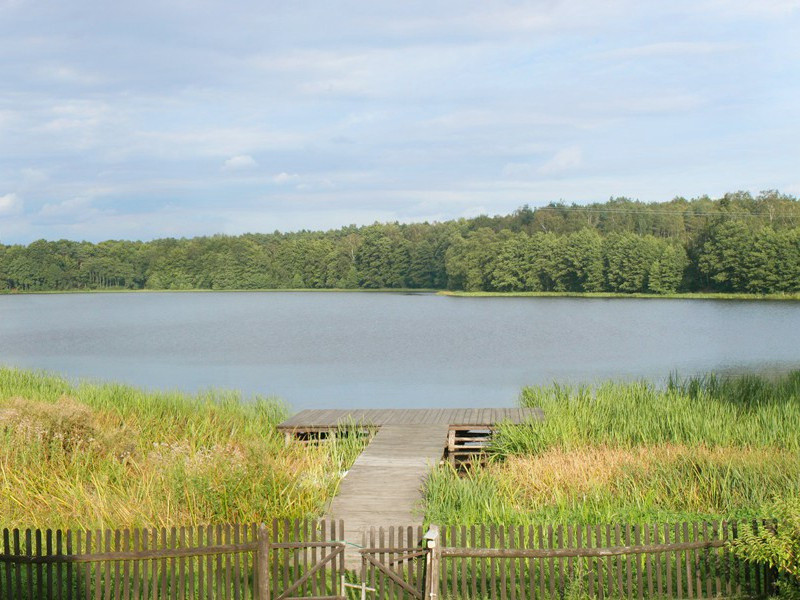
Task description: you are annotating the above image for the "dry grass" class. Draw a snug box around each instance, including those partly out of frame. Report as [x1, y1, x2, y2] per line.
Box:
[502, 444, 797, 510]
[425, 443, 800, 525]
[0, 368, 367, 530]
[425, 372, 800, 525]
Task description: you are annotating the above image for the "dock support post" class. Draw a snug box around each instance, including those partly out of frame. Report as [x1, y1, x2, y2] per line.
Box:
[447, 429, 456, 466]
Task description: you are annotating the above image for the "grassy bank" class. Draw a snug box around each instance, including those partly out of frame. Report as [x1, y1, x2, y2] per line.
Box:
[425, 373, 800, 524]
[438, 290, 800, 301]
[0, 368, 366, 530]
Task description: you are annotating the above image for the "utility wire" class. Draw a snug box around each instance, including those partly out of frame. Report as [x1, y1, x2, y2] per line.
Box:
[533, 206, 798, 218]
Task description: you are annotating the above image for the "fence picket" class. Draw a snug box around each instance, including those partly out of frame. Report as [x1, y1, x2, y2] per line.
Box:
[0, 518, 776, 600]
[527, 526, 535, 600]
[634, 525, 643, 600]
[642, 524, 649, 600]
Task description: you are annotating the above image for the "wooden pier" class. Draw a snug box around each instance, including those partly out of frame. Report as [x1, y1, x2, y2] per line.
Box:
[278, 408, 543, 568]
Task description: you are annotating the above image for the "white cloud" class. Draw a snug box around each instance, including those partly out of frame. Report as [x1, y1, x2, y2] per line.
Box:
[222, 155, 257, 171]
[703, 0, 800, 17]
[601, 41, 740, 60]
[0, 193, 23, 216]
[38, 100, 111, 133]
[502, 162, 536, 178]
[38, 197, 95, 220]
[135, 129, 305, 160]
[539, 147, 584, 176]
[38, 64, 103, 86]
[617, 94, 704, 114]
[21, 168, 48, 185]
[272, 172, 300, 184]
[502, 147, 585, 179]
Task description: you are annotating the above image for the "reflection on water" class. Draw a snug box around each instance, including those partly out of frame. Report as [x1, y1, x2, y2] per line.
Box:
[0, 292, 798, 411]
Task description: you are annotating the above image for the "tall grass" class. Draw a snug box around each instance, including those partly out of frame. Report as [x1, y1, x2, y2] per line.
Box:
[0, 367, 367, 530]
[424, 372, 800, 525]
[495, 372, 800, 455]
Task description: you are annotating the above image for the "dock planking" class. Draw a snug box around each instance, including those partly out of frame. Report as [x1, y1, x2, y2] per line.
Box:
[324, 423, 449, 569]
[278, 408, 544, 569]
[277, 407, 543, 431]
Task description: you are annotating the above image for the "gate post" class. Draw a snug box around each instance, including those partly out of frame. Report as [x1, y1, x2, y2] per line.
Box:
[257, 525, 270, 600]
[423, 525, 440, 600]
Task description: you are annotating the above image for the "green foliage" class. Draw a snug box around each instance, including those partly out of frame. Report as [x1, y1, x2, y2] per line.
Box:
[730, 498, 800, 599]
[425, 372, 800, 526]
[2, 190, 800, 294]
[603, 233, 664, 293]
[505, 372, 800, 454]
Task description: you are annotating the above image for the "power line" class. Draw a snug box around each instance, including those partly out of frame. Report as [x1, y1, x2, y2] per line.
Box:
[533, 206, 798, 218]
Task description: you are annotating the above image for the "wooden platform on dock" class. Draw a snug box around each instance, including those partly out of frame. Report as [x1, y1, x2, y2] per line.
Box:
[278, 407, 543, 569]
[277, 407, 543, 431]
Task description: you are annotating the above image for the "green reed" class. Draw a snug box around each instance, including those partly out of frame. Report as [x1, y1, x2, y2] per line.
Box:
[495, 372, 800, 455]
[425, 372, 800, 525]
[0, 367, 367, 530]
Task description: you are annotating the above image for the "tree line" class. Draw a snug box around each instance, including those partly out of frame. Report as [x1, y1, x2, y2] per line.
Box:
[2, 190, 799, 295]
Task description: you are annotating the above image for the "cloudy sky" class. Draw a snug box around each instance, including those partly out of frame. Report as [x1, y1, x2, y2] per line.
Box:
[1, 0, 799, 244]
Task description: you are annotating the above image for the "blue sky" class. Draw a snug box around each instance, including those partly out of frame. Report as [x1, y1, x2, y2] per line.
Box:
[1, 0, 799, 244]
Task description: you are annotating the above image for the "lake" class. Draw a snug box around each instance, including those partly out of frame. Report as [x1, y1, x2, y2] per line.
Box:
[1, 291, 799, 412]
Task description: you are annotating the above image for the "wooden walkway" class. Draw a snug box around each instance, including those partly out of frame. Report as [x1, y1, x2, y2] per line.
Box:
[277, 408, 544, 569]
[324, 423, 450, 569]
[277, 407, 542, 430]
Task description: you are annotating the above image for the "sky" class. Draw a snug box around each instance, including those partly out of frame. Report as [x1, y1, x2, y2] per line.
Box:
[1, 0, 799, 244]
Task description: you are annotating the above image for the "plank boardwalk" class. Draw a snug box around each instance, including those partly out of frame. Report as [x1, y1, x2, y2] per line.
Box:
[278, 408, 544, 569]
[324, 423, 450, 569]
[278, 407, 543, 430]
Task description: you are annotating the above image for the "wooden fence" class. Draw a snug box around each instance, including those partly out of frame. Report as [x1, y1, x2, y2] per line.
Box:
[429, 521, 776, 600]
[0, 519, 344, 600]
[1, 519, 777, 600]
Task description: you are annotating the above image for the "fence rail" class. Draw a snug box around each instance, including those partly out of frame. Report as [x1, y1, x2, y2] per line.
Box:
[0, 520, 343, 600]
[0, 519, 778, 600]
[433, 521, 776, 600]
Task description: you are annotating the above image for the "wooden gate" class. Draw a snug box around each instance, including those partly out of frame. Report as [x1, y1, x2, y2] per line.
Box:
[359, 526, 429, 600]
[264, 519, 346, 600]
[267, 540, 344, 600]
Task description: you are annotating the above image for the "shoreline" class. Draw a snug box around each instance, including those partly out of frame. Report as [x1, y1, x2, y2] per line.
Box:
[2, 288, 799, 301]
[437, 290, 800, 301]
[0, 287, 438, 296]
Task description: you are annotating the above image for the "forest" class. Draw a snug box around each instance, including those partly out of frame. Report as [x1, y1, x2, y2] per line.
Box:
[2, 190, 800, 295]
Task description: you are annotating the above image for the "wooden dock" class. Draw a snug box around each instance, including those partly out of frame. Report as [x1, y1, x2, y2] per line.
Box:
[277, 407, 542, 430]
[278, 408, 543, 568]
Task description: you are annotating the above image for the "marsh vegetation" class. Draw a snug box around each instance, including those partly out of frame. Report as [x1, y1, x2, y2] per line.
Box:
[0, 368, 367, 530]
[425, 373, 800, 525]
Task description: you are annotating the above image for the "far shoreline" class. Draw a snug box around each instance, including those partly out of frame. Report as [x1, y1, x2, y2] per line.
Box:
[438, 290, 800, 301]
[1, 287, 799, 301]
[0, 287, 438, 296]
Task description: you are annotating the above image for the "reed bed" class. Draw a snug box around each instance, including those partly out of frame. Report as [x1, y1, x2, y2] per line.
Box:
[425, 372, 800, 525]
[0, 367, 367, 530]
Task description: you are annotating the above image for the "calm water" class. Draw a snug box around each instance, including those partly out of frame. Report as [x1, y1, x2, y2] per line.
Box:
[1, 292, 799, 411]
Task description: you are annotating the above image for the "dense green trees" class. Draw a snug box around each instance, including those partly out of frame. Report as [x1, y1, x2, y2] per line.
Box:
[2, 190, 799, 294]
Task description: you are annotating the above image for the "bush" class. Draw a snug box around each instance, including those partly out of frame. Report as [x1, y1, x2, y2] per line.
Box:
[730, 498, 800, 599]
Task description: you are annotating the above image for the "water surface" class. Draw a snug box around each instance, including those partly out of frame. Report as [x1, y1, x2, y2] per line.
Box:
[1, 292, 798, 411]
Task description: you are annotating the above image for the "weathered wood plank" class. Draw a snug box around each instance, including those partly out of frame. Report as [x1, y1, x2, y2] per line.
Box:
[325, 423, 449, 569]
[278, 407, 543, 430]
